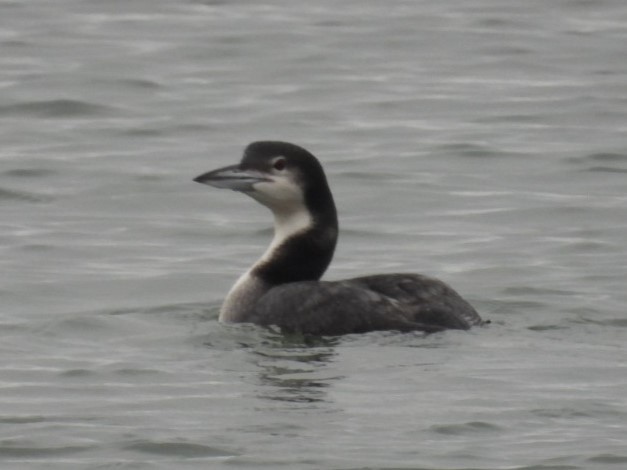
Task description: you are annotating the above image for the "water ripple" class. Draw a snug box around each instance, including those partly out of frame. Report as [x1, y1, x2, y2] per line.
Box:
[0, 99, 116, 118]
[123, 440, 233, 458]
[3, 168, 55, 178]
[431, 421, 502, 435]
[588, 454, 627, 464]
[0, 444, 93, 458]
[0, 187, 51, 203]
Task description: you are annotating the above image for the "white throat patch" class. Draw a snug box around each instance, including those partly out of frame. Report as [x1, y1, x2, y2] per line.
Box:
[219, 182, 313, 322]
[248, 175, 313, 256]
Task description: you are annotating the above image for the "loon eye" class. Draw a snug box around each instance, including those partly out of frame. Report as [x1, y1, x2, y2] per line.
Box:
[273, 158, 286, 171]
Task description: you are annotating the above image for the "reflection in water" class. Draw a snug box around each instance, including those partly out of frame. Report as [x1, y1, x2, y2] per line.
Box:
[251, 332, 341, 404]
[200, 322, 343, 403]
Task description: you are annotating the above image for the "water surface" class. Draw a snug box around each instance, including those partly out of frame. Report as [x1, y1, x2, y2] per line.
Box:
[2, 0, 627, 468]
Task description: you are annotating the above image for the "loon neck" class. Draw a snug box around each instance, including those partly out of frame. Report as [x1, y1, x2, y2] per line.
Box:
[219, 207, 338, 323]
[254, 213, 338, 285]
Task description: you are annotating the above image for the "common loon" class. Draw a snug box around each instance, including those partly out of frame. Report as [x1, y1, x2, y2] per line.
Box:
[194, 141, 484, 335]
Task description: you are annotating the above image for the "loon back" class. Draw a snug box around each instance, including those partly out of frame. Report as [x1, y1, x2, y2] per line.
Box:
[194, 141, 484, 335]
[250, 274, 481, 335]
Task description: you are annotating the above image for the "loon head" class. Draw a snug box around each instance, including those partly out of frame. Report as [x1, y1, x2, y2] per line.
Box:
[194, 141, 337, 227]
[195, 141, 339, 286]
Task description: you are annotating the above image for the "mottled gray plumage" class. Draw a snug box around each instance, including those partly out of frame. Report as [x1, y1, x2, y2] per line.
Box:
[194, 141, 485, 336]
[250, 274, 481, 335]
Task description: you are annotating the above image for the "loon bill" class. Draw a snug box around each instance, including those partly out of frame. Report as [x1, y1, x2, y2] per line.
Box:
[194, 141, 484, 336]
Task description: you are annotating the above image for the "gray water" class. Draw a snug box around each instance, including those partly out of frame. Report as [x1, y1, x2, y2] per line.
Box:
[2, 0, 627, 469]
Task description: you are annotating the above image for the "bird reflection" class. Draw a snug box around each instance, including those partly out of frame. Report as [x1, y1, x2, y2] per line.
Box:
[251, 334, 341, 404]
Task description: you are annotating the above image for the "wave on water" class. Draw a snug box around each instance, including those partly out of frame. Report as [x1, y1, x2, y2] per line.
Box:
[3, 168, 56, 178]
[0, 99, 116, 118]
[0, 187, 52, 203]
